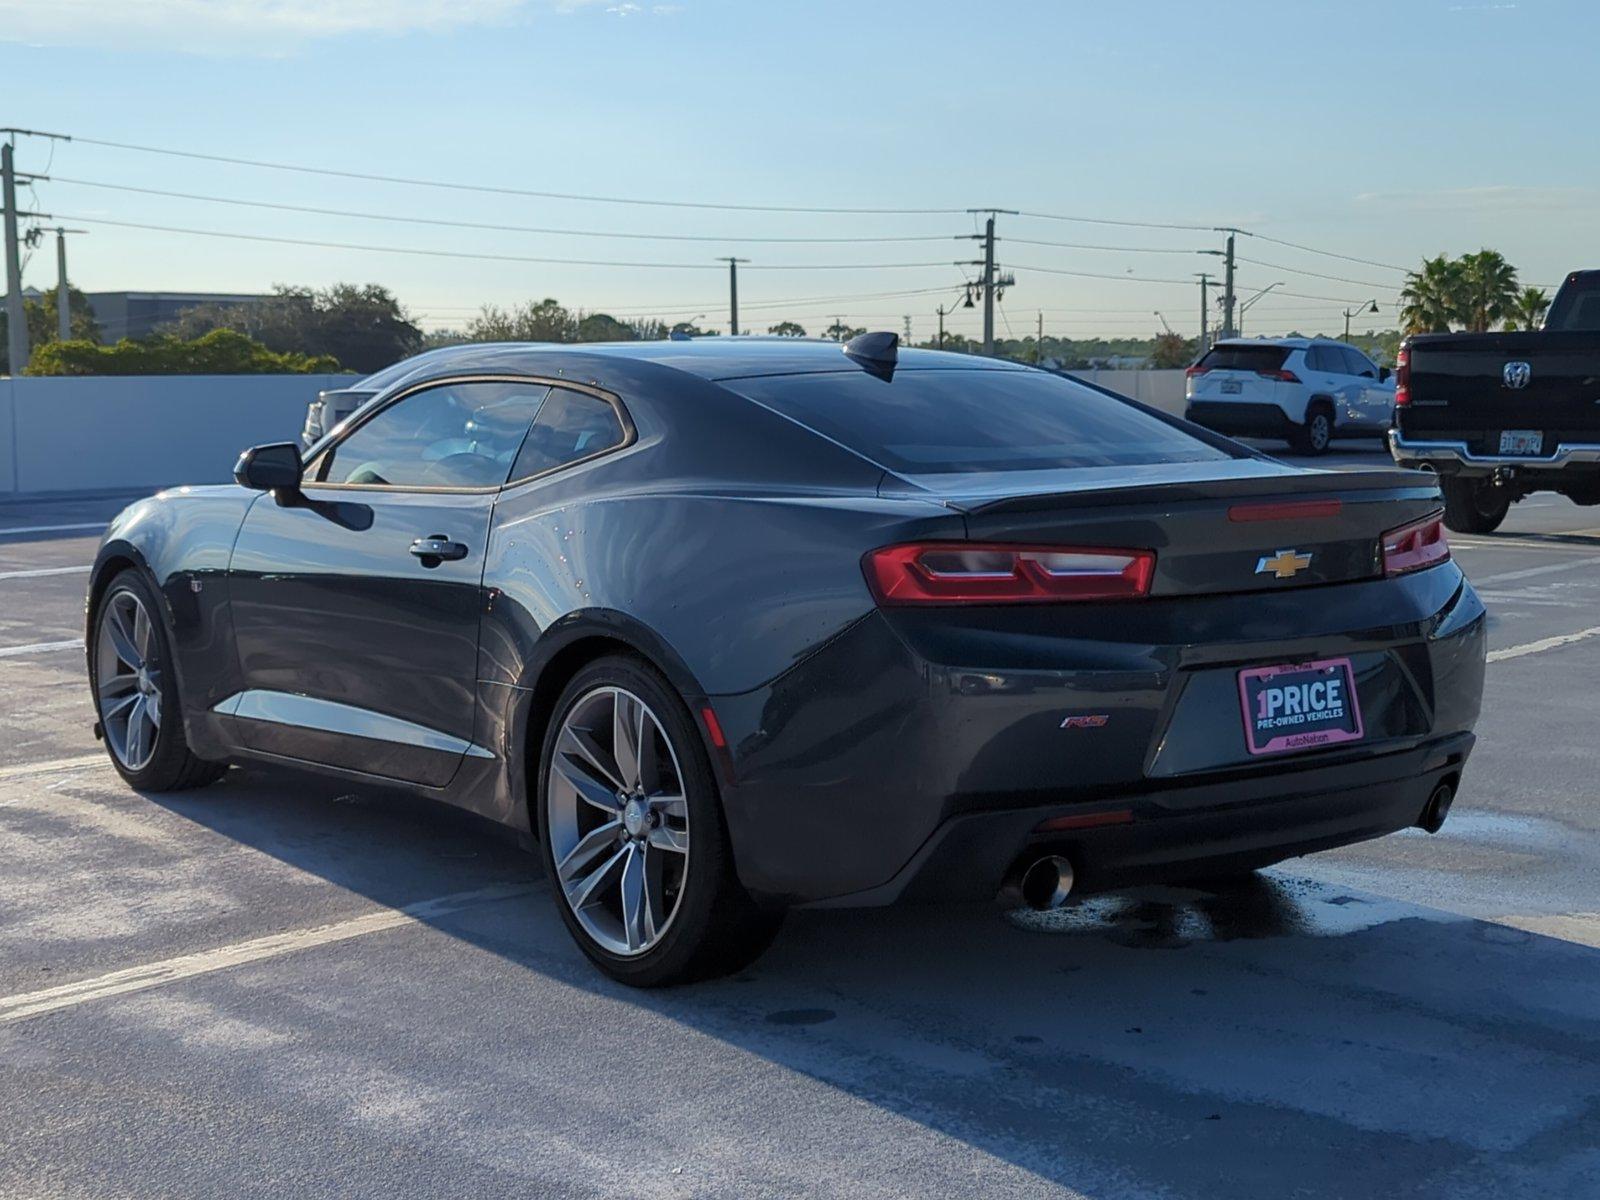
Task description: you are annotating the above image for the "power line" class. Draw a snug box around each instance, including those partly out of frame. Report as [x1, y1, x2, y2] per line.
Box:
[1236, 229, 1405, 273]
[1008, 236, 1210, 255]
[1016, 209, 1213, 231]
[69, 136, 966, 216]
[46, 177, 961, 244]
[47, 214, 962, 271]
[1233, 254, 1398, 290]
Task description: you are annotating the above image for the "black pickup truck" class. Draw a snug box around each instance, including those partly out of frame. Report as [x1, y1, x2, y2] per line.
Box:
[1389, 269, 1600, 532]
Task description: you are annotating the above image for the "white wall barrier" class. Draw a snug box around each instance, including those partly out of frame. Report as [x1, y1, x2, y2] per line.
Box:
[0, 374, 349, 496]
[1066, 368, 1187, 417]
[0, 369, 1191, 498]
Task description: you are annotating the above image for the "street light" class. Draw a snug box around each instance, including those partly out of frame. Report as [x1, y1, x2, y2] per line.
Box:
[1343, 299, 1380, 341]
[1236, 282, 1285, 336]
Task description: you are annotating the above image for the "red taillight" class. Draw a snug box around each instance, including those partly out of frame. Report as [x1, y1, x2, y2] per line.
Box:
[1185, 365, 1209, 379]
[1394, 345, 1411, 408]
[1259, 368, 1301, 383]
[1228, 498, 1343, 523]
[864, 543, 1155, 605]
[1382, 511, 1449, 576]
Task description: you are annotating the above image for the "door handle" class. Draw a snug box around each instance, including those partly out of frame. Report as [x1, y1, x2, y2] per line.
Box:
[410, 535, 470, 566]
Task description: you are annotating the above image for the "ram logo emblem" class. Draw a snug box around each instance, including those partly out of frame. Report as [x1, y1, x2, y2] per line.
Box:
[1502, 361, 1532, 390]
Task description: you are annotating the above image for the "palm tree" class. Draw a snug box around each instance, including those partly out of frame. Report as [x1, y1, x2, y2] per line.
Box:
[1504, 286, 1551, 332]
[1400, 255, 1461, 334]
[1454, 250, 1520, 333]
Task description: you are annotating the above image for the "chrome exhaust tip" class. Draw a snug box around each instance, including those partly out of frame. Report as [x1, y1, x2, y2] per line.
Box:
[1010, 855, 1075, 911]
[1418, 779, 1456, 834]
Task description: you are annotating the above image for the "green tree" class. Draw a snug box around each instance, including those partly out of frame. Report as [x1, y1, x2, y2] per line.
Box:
[168, 283, 421, 373]
[669, 320, 709, 338]
[0, 286, 101, 373]
[1504, 286, 1551, 332]
[823, 320, 865, 342]
[466, 298, 578, 343]
[1400, 255, 1462, 334]
[27, 328, 341, 376]
[766, 321, 807, 337]
[575, 312, 638, 342]
[1150, 331, 1198, 369]
[1454, 250, 1520, 333]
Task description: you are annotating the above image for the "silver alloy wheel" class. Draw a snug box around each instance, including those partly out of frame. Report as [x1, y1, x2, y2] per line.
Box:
[1309, 412, 1331, 451]
[546, 686, 690, 957]
[95, 589, 163, 772]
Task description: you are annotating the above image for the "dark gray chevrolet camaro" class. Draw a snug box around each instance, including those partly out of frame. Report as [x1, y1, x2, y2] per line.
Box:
[87, 336, 1486, 985]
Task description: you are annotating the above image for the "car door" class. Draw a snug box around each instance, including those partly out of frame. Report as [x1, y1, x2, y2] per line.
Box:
[1307, 343, 1361, 429]
[1340, 345, 1391, 428]
[225, 376, 550, 786]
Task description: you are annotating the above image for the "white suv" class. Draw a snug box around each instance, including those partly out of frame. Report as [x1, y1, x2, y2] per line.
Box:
[1184, 337, 1396, 455]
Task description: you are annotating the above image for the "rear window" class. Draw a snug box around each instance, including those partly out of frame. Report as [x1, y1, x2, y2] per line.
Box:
[728, 368, 1231, 474]
[1196, 345, 1290, 373]
[1546, 276, 1600, 332]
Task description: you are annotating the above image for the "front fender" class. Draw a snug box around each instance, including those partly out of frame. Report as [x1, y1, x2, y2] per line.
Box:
[89, 487, 260, 755]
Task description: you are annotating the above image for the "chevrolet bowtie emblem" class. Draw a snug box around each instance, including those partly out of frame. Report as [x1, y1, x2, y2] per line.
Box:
[1256, 549, 1313, 579]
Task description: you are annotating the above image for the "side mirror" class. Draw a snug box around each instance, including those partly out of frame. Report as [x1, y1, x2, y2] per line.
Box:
[1378, 366, 1393, 382]
[234, 443, 304, 496]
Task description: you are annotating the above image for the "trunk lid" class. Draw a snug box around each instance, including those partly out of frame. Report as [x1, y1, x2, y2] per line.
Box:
[898, 463, 1444, 596]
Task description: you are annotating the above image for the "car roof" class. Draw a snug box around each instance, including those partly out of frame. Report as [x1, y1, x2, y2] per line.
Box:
[370, 337, 1030, 385]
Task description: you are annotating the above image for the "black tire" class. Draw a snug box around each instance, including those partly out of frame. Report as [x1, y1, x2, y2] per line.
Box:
[89, 569, 229, 792]
[535, 654, 782, 987]
[1440, 475, 1511, 534]
[1289, 403, 1333, 455]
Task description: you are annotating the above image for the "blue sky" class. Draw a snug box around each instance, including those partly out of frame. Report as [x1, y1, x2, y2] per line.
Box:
[2, 0, 1595, 341]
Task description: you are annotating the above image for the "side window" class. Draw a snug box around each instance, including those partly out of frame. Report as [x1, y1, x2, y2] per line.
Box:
[316, 380, 549, 489]
[1341, 346, 1377, 378]
[1306, 344, 1337, 373]
[509, 388, 628, 482]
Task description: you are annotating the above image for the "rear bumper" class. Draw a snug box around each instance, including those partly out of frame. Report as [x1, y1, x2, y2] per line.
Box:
[1390, 428, 1600, 474]
[1186, 401, 1296, 439]
[809, 732, 1473, 906]
[715, 567, 1487, 906]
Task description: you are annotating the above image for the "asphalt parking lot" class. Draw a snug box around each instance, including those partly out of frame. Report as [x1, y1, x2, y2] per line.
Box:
[2, 443, 1598, 1199]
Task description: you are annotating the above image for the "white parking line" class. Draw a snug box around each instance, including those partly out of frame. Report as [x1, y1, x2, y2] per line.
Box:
[1472, 558, 1600, 586]
[0, 639, 83, 658]
[0, 883, 540, 1024]
[0, 754, 106, 782]
[0, 522, 106, 536]
[0, 565, 91, 581]
[1488, 625, 1600, 663]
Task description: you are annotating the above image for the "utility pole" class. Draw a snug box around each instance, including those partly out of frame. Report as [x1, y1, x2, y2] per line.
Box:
[903, 314, 912, 343]
[1194, 272, 1214, 354]
[1035, 310, 1044, 364]
[963, 208, 1018, 358]
[1217, 229, 1239, 340]
[718, 257, 748, 336]
[0, 129, 68, 374]
[53, 227, 87, 343]
[2, 143, 24, 375]
[936, 304, 947, 349]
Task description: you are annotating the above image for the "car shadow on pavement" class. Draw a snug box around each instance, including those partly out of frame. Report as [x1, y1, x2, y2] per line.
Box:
[141, 763, 1600, 1200]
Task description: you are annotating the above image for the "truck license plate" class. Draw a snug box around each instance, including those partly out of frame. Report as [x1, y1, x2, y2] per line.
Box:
[1499, 429, 1543, 455]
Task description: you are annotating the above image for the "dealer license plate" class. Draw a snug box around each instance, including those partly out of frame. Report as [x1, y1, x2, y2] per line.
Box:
[1238, 658, 1364, 757]
[1498, 429, 1543, 455]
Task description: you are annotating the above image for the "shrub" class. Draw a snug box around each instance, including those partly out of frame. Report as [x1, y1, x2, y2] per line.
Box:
[25, 329, 343, 377]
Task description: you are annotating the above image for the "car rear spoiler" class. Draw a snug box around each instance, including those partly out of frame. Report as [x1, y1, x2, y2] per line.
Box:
[966, 469, 1439, 516]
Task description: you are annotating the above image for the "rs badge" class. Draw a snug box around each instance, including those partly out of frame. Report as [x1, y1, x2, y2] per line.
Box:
[1256, 549, 1313, 580]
